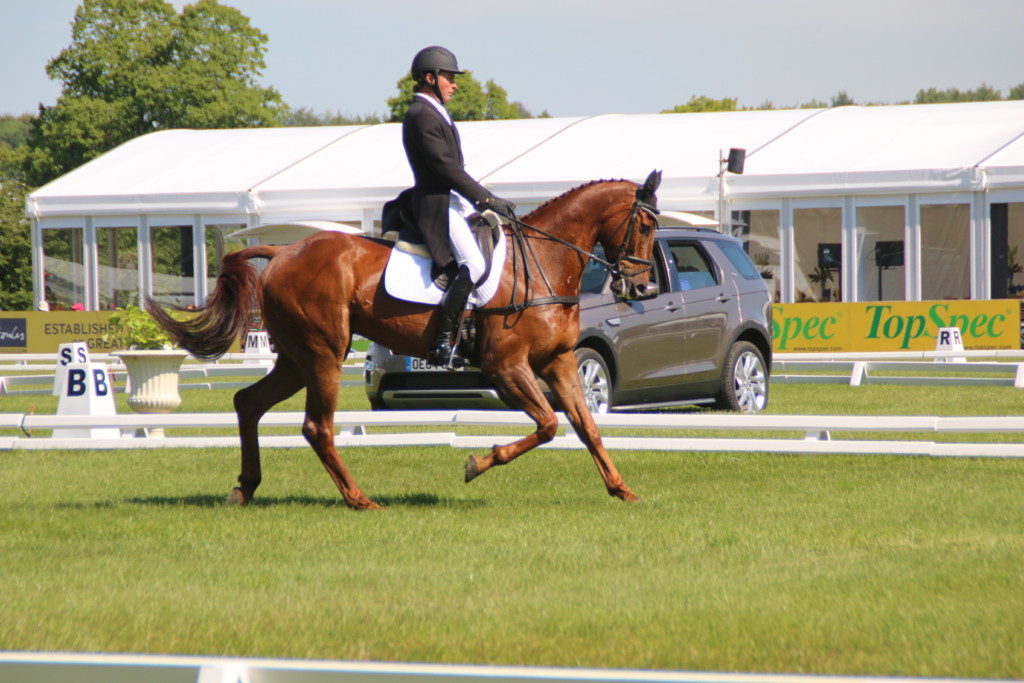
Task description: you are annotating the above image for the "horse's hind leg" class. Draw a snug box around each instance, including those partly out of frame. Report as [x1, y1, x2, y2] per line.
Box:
[228, 354, 304, 505]
[301, 355, 380, 510]
[540, 352, 639, 501]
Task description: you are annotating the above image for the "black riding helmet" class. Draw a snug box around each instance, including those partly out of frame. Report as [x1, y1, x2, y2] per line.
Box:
[411, 46, 464, 103]
[411, 46, 464, 82]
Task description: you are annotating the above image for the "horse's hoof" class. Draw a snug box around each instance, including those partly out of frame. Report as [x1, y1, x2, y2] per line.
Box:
[465, 455, 482, 483]
[226, 487, 249, 506]
[349, 497, 382, 511]
[612, 487, 642, 503]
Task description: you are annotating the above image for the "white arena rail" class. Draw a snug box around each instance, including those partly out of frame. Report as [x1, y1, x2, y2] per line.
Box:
[771, 360, 1024, 387]
[1, 409, 1022, 458]
[3, 651, 1012, 683]
[0, 356, 364, 395]
[772, 350, 1024, 387]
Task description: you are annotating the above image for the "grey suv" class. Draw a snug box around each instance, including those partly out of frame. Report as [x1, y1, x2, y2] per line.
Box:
[365, 227, 772, 412]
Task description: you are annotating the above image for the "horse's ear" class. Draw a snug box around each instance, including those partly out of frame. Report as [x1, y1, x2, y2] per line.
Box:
[637, 169, 662, 204]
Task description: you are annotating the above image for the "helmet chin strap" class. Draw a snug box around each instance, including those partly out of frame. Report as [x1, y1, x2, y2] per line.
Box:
[428, 70, 444, 104]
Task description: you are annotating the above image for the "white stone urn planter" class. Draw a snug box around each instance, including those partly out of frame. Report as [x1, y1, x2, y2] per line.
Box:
[112, 349, 189, 436]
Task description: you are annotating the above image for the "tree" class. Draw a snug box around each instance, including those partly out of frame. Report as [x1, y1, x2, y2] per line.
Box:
[0, 114, 32, 150]
[661, 96, 738, 114]
[914, 83, 1003, 104]
[1007, 83, 1024, 100]
[386, 71, 531, 122]
[798, 98, 829, 109]
[830, 90, 855, 107]
[18, 0, 283, 185]
[0, 180, 34, 310]
[279, 107, 382, 127]
[742, 99, 775, 111]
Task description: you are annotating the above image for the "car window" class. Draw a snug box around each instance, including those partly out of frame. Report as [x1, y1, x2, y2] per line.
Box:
[580, 244, 668, 295]
[665, 241, 719, 290]
[717, 241, 762, 281]
[581, 245, 609, 294]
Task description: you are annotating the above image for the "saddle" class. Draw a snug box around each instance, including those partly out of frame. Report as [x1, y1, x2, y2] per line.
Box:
[381, 207, 502, 290]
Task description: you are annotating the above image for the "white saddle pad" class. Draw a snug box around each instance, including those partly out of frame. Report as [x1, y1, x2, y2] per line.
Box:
[384, 230, 507, 306]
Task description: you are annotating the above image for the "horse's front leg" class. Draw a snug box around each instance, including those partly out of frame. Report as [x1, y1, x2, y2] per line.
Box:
[538, 351, 639, 502]
[464, 360, 560, 483]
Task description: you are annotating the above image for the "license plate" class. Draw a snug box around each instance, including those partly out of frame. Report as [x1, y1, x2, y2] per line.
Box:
[405, 357, 458, 372]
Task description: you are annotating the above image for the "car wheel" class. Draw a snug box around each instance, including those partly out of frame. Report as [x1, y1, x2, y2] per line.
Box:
[714, 341, 768, 413]
[575, 348, 612, 414]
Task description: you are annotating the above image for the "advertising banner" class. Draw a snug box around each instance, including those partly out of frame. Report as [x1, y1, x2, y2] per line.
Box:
[772, 300, 1021, 352]
[0, 312, 244, 354]
[0, 312, 120, 354]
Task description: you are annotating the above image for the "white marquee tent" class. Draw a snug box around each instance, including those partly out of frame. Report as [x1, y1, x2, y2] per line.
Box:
[26, 101, 1024, 309]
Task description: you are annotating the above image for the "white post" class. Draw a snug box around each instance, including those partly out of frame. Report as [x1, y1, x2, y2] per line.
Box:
[193, 214, 208, 306]
[971, 190, 989, 300]
[842, 196, 856, 302]
[362, 208, 374, 236]
[31, 217, 46, 309]
[84, 215, 99, 310]
[905, 195, 922, 301]
[138, 215, 152, 305]
[780, 199, 794, 303]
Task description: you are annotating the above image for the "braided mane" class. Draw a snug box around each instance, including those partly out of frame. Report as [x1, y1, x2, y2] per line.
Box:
[523, 178, 630, 221]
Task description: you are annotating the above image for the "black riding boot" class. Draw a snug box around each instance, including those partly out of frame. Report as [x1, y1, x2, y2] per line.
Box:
[427, 265, 474, 367]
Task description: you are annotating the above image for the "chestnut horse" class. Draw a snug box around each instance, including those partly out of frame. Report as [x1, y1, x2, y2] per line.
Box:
[148, 171, 662, 509]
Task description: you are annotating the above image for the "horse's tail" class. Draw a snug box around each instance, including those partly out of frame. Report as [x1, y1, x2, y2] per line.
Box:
[146, 246, 279, 361]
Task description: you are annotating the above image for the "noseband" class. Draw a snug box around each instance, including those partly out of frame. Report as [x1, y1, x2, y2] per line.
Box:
[608, 200, 659, 279]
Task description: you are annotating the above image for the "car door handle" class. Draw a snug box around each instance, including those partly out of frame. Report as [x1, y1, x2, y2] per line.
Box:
[715, 294, 732, 303]
[664, 302, 680, 312]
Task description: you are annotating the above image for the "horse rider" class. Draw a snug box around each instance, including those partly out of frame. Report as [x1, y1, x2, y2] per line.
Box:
[391, 45, 516, 366]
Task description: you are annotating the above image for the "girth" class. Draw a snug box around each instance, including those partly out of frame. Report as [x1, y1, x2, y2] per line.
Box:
[475, 294, 579, 316]
[474, 218, 581, 316]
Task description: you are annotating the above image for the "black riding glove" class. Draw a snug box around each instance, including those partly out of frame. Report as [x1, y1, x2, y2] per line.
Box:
[476, 195, 516, 219]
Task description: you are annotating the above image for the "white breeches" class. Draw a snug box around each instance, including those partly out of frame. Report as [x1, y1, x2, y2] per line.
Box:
[448, 192, 486, 282]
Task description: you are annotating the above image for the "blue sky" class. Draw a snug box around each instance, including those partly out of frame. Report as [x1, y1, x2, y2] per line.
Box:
[2, 0, 1023, 118]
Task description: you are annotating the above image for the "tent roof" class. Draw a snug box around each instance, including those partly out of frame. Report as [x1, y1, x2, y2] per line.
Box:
[28, 101, 1024, 223]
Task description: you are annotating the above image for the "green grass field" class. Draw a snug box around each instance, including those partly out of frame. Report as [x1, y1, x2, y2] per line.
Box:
[0, 382, 1022, 677]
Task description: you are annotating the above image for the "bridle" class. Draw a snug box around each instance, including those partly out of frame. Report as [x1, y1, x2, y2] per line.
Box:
[476, 197, 660, 315]
[606, 199, 659, 279]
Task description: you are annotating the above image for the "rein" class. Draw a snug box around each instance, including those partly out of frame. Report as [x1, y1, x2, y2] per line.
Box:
[475, 199, 659, 316]
[511, 199, 658, 276]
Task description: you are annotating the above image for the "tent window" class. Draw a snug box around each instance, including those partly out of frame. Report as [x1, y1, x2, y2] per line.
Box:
[856, 206, 905, 302]
[794, 208, 841, 302]
[991, 203, 1024, 299]
[97, 226, 139, 310]
[205, 225, 246, 293]
[732, 209, 780, 302]
[151, 225, 195, 308]
[921, 204, 969, 300]
[42, 228, 85, 310]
